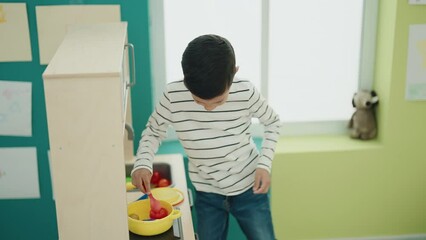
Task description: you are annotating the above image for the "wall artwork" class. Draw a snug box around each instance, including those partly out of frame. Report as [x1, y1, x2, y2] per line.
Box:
[406, 24, 426, 101]
[0, 147, 40, 199]
[408, 0, 426, 4]
[0, 80, 32, 137]
[0, 3, 32, 62]
[35, 5, 121, 64]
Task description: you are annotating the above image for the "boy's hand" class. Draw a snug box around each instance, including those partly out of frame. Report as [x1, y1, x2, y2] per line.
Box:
[253, 168, 271, 194]
[132, 168, 152, 193]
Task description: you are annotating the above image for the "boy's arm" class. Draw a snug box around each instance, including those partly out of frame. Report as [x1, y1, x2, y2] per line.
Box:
[131, 91, 172, 190]
[248, 85, 281, 173]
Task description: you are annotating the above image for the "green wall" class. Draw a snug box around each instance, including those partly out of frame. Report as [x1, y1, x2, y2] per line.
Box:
[271, 1, 426, 239]
[0, 1, 152, 239]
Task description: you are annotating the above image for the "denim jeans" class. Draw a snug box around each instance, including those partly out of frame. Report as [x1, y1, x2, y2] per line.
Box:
[195, 188, 275, 240]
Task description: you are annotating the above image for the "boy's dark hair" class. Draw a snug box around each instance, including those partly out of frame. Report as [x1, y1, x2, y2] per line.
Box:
[181, 34, 236, 99]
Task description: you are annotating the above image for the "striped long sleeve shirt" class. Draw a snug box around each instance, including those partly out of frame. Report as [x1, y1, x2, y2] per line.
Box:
[132, 80, 280, 196]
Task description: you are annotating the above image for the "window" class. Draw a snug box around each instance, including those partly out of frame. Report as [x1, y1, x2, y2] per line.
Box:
[149, 0, 378, 136]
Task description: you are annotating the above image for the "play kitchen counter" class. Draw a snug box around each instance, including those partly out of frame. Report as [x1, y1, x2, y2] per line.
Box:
[43, 22, 196, 239]
[126, 154, 195, 240]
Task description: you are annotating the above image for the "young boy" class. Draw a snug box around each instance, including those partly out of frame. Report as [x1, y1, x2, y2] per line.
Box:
[131, 34, 280, 240]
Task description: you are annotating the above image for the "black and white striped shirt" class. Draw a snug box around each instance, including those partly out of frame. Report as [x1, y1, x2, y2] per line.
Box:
[133, 80, 280, 196]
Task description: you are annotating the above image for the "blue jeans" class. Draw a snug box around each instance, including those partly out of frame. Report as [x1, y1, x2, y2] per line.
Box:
[195, 189, 275, 240]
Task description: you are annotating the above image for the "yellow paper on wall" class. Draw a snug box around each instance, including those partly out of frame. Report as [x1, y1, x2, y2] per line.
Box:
[0, 3, 32, 62]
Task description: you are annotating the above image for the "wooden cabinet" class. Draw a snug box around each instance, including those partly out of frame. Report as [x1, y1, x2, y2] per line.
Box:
[43, 22, 133, 240]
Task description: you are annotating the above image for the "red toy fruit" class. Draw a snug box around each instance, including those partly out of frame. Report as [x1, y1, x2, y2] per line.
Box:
[157, 178, 170, 187]
[150, 207, 168, 219]
[151, 171, 161, 185]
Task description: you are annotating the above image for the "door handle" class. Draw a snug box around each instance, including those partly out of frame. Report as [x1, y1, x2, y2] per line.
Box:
[125, 43, 136, 88]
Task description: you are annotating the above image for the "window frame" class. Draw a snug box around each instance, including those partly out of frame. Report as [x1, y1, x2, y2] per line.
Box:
[148, 0, 378, 138]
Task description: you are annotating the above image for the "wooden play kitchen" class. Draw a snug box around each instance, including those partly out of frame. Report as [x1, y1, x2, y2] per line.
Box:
[43, 22, 194, 239]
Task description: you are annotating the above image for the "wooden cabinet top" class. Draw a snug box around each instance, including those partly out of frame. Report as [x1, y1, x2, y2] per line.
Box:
[43, 22, 128, 79]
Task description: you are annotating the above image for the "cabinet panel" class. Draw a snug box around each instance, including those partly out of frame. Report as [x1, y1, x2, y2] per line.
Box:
[45, 77, 128, 240]
[43, 22, 130, 240]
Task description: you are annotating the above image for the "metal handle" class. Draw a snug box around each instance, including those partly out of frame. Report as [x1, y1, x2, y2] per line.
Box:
[187, 189, 194, 207]
[125, 43, 136, 88]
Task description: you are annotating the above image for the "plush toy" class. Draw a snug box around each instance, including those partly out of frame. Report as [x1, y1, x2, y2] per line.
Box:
[348, 90, 379, 140]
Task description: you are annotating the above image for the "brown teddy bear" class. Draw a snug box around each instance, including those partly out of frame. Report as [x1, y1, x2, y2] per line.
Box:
[348, 90, 379, 140]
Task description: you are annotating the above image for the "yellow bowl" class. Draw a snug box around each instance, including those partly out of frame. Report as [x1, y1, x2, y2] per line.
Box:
[127, 199, 181, 236]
